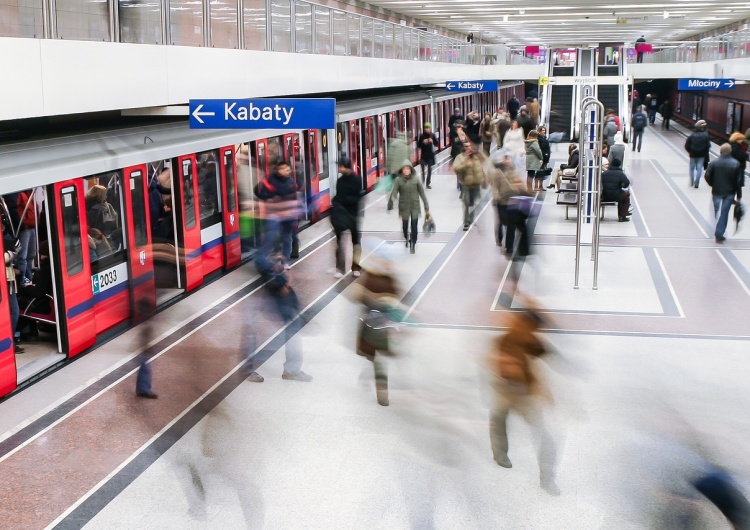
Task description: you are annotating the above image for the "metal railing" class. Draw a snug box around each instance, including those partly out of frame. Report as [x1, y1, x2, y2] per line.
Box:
[0, 0, 479, 64]
[627, 27, 750, 63]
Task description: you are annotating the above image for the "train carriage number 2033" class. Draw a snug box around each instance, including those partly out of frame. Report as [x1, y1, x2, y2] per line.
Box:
[91, 263, 128, 295]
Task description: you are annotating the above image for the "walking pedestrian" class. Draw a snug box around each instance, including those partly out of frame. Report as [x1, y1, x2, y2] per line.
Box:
[480, 112, 494, 156]
[631, 105, 648, 152]
[134, 299, 158, 399]
[685, 120, 710, 188]
[417, 123, 437, 188]
[660, 99, 673, 130]
[636, 35, 646, 63]
[705, 143, 743, 243]
[387, 161, 430, 253]
[331, 157, 363, 278]
[453, 142, 486, 230]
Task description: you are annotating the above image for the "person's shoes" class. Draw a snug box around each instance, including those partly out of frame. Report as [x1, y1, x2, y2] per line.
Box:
[694, 184, 699, 189]
[618, 216, 630, 222]
[284, 264, 291, 270]
[247, 372, 264, 383]
[352, 270, 361, 278]
[290, 241, 300, 259]
[426, 185, 432, 189]
[716, 236, 726, 243]
[410, 242, 415, 254]
[282, 371, 313, 382]
[376, 390, 389, 406]
[333, 271, 343, 279]
[541, 479, 561, 496]
[494, 454, 512, 468]
[14, 345, 24, 354]
[136, 391, 158, 399]
[21, 277, 31, 287]
[638, 149, 641, 153]
[546, 183, 555, 189]
[463, 224, 469, 231]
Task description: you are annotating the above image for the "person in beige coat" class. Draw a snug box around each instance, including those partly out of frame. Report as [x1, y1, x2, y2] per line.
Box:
[488, 150, 526, 255]
[453, 143, 487, 230]
[387, 160, 430, 253]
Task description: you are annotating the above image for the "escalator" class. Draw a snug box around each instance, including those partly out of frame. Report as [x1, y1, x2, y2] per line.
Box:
[597, 65, 620, 116]
[548, 66, 575, 141]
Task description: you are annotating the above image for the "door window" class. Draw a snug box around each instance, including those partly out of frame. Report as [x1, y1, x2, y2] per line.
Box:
[84, 171, 126, 264]
[197, 150, 222, 228]
[224, 150, 237, 212]
[60, 187, 83, 276]
[130, 170, 148, 248]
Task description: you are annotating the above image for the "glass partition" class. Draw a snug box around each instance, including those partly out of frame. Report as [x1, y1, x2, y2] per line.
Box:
[271, 0, 291, 52]
[119, 0, 161, 44]
[362, 17, 372, 58]
[393, 24, 402, 59]
[243, 0, 266, 50]
[169, 0, 203, 45]
[314, 5, 329, 55]
[0, 0, 43, 38]
[373, 20, 383, 58]
[347, 13, 359, 56]
[211, 0, 238, 48]
[294, 0, 311, 53]
[384, 22, 393, 59]
[56, 0, 110, 41]
[332, 10, 345, 56]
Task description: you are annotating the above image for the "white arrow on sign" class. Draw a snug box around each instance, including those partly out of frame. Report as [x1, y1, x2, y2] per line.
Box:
[446, 82, 456, 90]
[726, 80, 735, 88]
[191, 104, 216, 124]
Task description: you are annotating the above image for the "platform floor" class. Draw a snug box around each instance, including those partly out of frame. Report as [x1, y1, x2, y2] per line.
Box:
[1, 121, 749, 529]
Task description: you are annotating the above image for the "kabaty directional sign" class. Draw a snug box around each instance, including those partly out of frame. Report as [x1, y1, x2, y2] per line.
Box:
[677, 78, 736, 91]
[189, 98, 336, 129]
[445, 80, 499, 92]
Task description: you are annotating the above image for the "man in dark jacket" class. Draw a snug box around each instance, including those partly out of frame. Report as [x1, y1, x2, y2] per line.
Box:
[255, 160, 300, 268]
[331, 157, 363, 278]
[631, 106, 648, 152]
[685, 120, 711, 188]
[601, 158, 632, 222]
[705, 143, 743, 243]
[636, 35, 646, 63]
[660, 99, 673, 130]
[417, 123, 437, 188]
[506, 95, 520, 120]
[517, 109, 533, 138]
[448, 108, 464, 145]
[465, 111, 481, 145]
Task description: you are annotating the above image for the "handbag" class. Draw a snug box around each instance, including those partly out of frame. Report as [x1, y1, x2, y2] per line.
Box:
[508, 195, 541, 217]
[534, 167, 553, 179]
[359, 310, 392, 351]
[375, 174, 394, 194]
[562, 168, 577, 177]
[422, 213, 436, 234]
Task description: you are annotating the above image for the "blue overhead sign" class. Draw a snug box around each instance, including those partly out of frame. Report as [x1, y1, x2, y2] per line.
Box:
[678, 78, 736, 91]
[189, 98, 336, 129]
[445, 80, 499, 92]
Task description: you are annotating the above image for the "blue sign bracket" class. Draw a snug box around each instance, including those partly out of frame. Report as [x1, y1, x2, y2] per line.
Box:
[189, 98, 336, 129]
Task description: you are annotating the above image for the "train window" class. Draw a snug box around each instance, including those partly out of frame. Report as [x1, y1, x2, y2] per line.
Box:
[183, 159, 196, 229]
[85, 171, 126, 263]
[130, 171, 148, 248]
[319, 130, 329, 182]
[224, 150, 237, 212]
[60, 187, 83, 276]
[197, 150, 221, 228]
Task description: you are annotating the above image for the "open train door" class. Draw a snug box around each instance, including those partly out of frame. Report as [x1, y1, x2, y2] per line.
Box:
[51, 180, 96, 357]
[220, 146, 241, 270]
[122, 165, 156, 312]
[0, 234, 15, 395]
[174, 155, 203, 292]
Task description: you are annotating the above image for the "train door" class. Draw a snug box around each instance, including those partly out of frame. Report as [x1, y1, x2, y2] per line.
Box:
[376, 114, 386, 177]
[51, 181, 96, 356]
[122, 165, 156, 313]
[220, 147, 241, 270]
[196, 150, 223, 277]
[317, 129, 331, 214]
[398, 109, 407, 141]
[348, 120, 360, 175]
[0, 235, 14, 394]
[387, 111, 396, 139]
[174, 154, 203, 292]
[362, 116, 377, 188]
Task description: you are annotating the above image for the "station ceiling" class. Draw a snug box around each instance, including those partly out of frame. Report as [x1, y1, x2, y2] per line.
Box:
[367, 0, 750, 45]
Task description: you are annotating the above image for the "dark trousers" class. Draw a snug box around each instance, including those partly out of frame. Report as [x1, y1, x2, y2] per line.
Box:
[402, 216, 419, 245]
[136, 356, 152, 394]
[662, 117, 671, 130]
[496, 203, 514, 252]
[617, 190, 631, 218]
[334, 220, 361, 273]
[420, 160, 433, 186]
[636, 52, 643, 63]
[648, 109, 657, 124]
[507, 208, 530, 256]
[632, 129, 644, 151]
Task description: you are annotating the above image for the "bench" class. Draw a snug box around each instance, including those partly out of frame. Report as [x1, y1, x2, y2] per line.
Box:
[556, 192, 578, 220]
[20, 295, 56, 326]
[599, 201, 618, 220]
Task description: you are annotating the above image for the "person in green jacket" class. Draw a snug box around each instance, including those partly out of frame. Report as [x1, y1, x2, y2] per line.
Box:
[387, 160, 430, 254]
[386, 133, 410, 177]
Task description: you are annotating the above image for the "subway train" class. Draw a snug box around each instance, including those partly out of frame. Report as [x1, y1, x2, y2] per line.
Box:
[0, 83, 521, 399]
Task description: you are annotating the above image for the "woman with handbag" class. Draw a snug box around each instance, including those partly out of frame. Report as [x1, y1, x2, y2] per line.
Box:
[525, 130, 545, 191]
[548, 144, 579, 190]
[388, 161, 430, 254]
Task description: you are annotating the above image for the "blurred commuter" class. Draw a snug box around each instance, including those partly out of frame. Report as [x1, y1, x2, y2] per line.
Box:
[517, 109, 533, 138]
[350, 250, 402, 406]
[479, 112, 494, 156]
[525, 130, 544, 191]
[636, 35, 646, 63]
[255, 160, 301, 269]
[660, 99, 673, 130]
[417, 123, 437, 188]
[149, 174, 170, 230]
[18, 241, 52, 315]
[729, 131, 748, 177]
[494, 112, 511, 149]
[506, 95, 521, 120]
[603, 113, 618, 146]
[601, 158, 632, 222]
[331, 157, 363, 278]
[488, 150, 526, 255]
[465, 111, 481, 145]
[537, 125, 551, 169]
[685, 120, 710, 188]
[503, 120, 526, 160]
[548, 144, 579, 190]
[448, 108, 464, 146]
[387, 132, 410, 177]
[631, 105, 648, 152]
[453, 142, 486, 230]
[388, 161, 430, 253]
[15, 190, 37, 286]
[609, 132, 626, 166]
[648, 96, 659, 125]
[527, 97, 540, 128]
[134, 299, 157, 399]
[486, 306, 559, 495]
[705, 144, 743, 243]
[449, 121, 467, 165]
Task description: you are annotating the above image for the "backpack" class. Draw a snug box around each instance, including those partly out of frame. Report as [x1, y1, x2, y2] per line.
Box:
[650, 99, 658, 108]
[98, 202, 119, 234]
[632, 113, 648, 131]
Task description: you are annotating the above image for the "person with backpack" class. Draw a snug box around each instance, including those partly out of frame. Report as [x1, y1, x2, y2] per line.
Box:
[685, 120, 711, 188]
[631, 105, 648, 152]
[648, 96, 659, 125]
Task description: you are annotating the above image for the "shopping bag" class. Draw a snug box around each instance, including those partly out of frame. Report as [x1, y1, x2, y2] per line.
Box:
[422, 213, 436, 234]
[375, 174, 394, 194]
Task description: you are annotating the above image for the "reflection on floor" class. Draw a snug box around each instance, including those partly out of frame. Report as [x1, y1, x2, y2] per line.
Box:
[156, 288, 184, 307]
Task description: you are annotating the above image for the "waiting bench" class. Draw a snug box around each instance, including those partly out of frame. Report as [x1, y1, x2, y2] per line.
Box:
[20, 295, 56, 326]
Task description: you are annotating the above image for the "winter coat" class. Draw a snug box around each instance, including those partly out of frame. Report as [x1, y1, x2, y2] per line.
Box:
[566, 149, 580, 169]
[388, 163, 429, 218]
[685, 131, 711, 158]
[705, 154, 743, 197]
[528, 100, 540, 126]
[453, 152, 487, 187]
[659, 102, 673, 118]
[495, 119, 511, 147]
[525, 139, 544, 171]
[331, 172, 363, 230]
[506, 98, 520, 119]
[730, 141, 748, 174]
[479, 119, 494, 145]
[503, 128, 525, 157]
[387, 138, 410, 175]
[488, 312, 547, 388]
[632, 111, 648, 131]
[417, 132, 437, 163]
[603, 118, 618, 145]
[609, 143, 626, 165]
[465, 116, 481, 144]
[517, 114, 533, 138]
[601, 167, 631, 202]
[448, 114, 464, 142]
[537, 134, 551, 166]
[353, 271, 400, 357]
[255, 171, 301, 221]
[488, 161, 526, 205]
